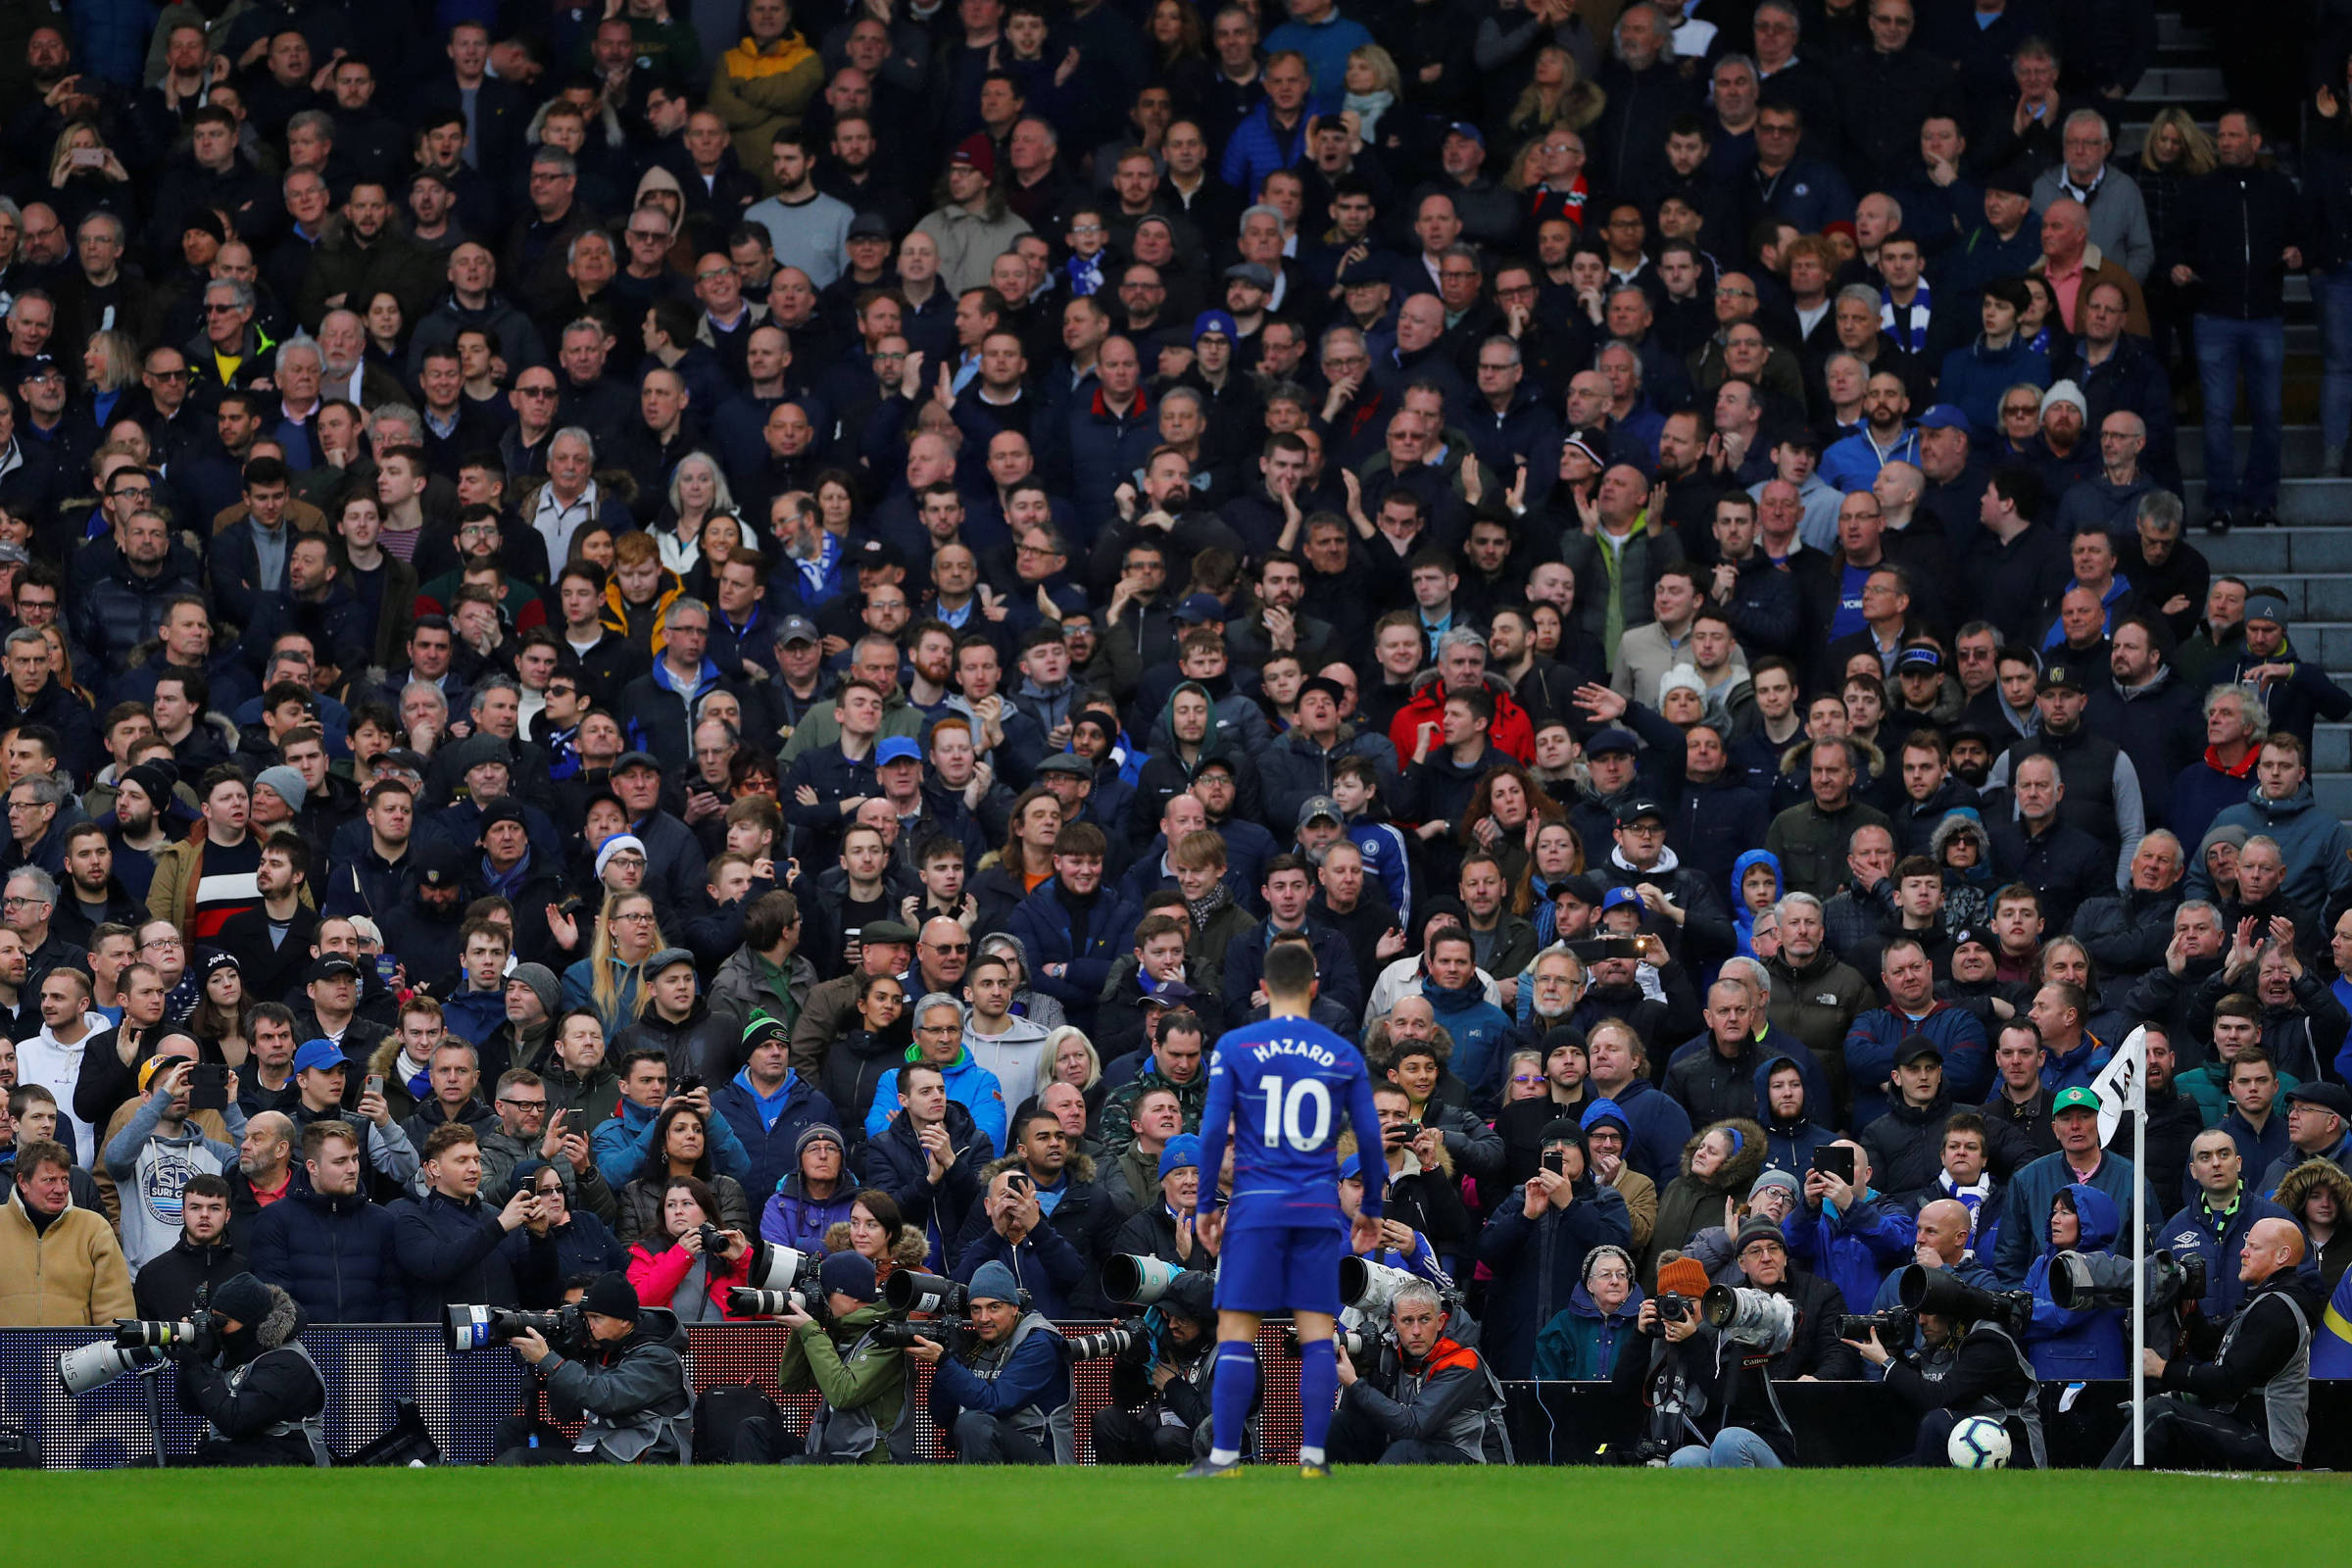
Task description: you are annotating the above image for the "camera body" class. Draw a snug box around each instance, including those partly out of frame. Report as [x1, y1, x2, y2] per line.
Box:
[871, 1315, 974, 1354]
[2048, 1248, 2206, 1350]
[1654, 1292, 1692, 1323]
[1837, 1308, 1916, 1345]
[1895, 1265, 2035, 1339]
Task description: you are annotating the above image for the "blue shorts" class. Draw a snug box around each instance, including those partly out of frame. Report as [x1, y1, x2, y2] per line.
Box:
[1213, 1223, 1343, 1316]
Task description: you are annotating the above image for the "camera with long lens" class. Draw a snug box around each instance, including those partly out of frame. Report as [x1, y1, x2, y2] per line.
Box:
[876, 1270, 974, 1353]
[59, 1340, 166, 1396]
[1338, 1256, 1419, 1321]
[1698, 1285, 1796, 1350]
[1895, 1265, 2034, 1337]
[1837, 1308, 1916, 1345]
[113, 1313, 215, 1350]
[1062, 1325, 1139, 1361]
[723, 1242, 825, 1317]
[1101, 1254, 1188, 1306]
[1280, 1322, 1380, 1358]
[2048, 1248, 2206, 1349]
[443, 1302, 582, 1352]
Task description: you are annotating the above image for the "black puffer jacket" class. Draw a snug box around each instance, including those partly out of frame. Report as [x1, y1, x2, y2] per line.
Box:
[74, 544, 203, 675]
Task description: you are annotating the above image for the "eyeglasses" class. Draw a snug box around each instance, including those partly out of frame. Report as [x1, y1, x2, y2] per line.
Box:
[499, 1097, 548, 1110]
[925, 941, 970, 954]
[516, 384, 558, 398]
[1509, 1073, 1545, 1085]
[696, 269, 733, 282]
[141, 936, 182, 950]
[146, 368, 190, 380]
[613, 908, 655, 922]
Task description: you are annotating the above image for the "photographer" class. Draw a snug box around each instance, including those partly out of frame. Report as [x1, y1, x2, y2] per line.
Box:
[1093, 1269, 1220, 1465]
[1610, 1255, 1797, 1468]
[624, 1176, 754, 1320]
[2103, 1218, 2324, 1471]
[909, 1260, 1075, 1465]
[736, 1251, 911, 1465]
[1844, 1271, 2043, 1468]
[1328, 1280, 1512, 1464]
[497, 1271, 695, 1466]
[1726, 1218, 1864, 1381]
[172, 1272, 329, 1467]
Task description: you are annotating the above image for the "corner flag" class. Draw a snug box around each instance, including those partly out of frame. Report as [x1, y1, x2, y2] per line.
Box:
[2090, 1025, 2148, 1149]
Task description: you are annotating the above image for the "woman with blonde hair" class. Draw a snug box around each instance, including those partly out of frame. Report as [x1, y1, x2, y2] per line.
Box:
[562, 889, 667, 1035]
[656, 451, 738, 581]
[1341, 44, 1401, 147]
[2136, 106, 2216, 371]
[1505, 46, 1605, 144]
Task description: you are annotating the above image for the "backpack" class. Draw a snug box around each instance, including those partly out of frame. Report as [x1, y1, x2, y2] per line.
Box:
[692, 1384, 782, 1465]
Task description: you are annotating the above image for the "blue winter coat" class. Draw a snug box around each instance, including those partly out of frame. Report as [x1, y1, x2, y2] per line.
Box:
[2159, 1187, 2294, 1321]
[246, 1185, 410, 1323]
[1422, 975, 1516, 1102]
[388, 1188, 525, 1309]
[1531, 1281, 1646, 1379]
[711, 1067, 837, 1203]
[760, 1173, 857, 1251]
[866, 1047, 1008, 1153]
[1005, 877, 1141, 1035]
[1991, 1149, 2162, 1285]
[1782, 1192, 1915, 1313]
[1221, 918, 1363, 1023]
[1937, 336, 2052, 440]
[590, 1093, 754, 1190]
[1843, 1001, 1992, 1125]
[951, 1213, 1090, 1316]
[2023, 1183, 2130, 1380]
[1475, 1179, 1634, 1379]
[1730, 849, 1781, 959]
[2194, 782, 2352, 917]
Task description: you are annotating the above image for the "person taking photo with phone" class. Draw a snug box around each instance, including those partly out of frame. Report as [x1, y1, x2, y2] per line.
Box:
[100, 1042, 245, 1272]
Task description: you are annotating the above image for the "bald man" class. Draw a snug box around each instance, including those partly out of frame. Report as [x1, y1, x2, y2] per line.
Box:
[2104, 1217, 2321, 1470]
[1872, 1196, 2001, 1320]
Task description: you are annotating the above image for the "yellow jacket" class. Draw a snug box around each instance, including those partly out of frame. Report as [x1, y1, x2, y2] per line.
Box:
[0, 1188, 134, 1326]
[710, 33, 823, 183]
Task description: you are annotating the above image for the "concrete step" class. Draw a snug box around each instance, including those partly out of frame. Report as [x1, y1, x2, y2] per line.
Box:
[2199, 524, 2352, 572]
[2128, 65, 2229, 103]
[2181, 477, 2352, 524]
[2315, 723, 2351, 772]
[2178, 424, 2326, 479]
[2271, 623, 2352, 667]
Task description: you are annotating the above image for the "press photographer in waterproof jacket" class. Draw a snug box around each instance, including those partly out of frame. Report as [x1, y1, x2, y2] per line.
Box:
[172, 1272, 329, 1467]
[499, 1270, 694, 1465]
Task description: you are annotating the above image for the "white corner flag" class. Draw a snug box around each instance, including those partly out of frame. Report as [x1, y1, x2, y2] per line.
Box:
[2092, 1023, 2151, 1465]
[2090, 1024, 2148, 1148]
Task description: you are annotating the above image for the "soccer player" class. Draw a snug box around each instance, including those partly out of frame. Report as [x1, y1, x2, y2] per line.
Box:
[1187, 936, 1386, 1477]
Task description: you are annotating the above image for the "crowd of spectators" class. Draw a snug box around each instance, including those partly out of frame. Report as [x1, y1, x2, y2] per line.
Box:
[0, 0, 2345, 1469]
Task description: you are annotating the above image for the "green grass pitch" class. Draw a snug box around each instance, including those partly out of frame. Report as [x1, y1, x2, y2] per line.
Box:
[5, 1467, 2344, 1563]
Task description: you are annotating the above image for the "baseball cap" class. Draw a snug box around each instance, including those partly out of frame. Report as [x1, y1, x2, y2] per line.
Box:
[1895, 646, 1943, 674]
[307, 956, 361, 985]
[1139, 981, 1199, 1009]
[775, 614, 819, 647]
[1916, 404, 1972, 432]
[292, 1039, 346, 1077]
[850, 536, 902, 570]
[1585, 726, 1640, 758]
[1336, 254, 1389, 288]
[1613, 798, 1664, 827]
[2051, 1086, 2101, 1115]
[1297, 794, 1343, 828]
[1446, 122, 1485, 147]
[1599, 886, 1643, 914]
[612, 750, 662, 773]
[1173, 592, 1224, 624]
[1552, 873, 1602, 906]
[847, 213, 891, 240]
[1892, 1035, 1943, 1068]
[874, 736, 923, 766]
[2036, 663, 2085, 695]
[1297, 675, 1346, 706]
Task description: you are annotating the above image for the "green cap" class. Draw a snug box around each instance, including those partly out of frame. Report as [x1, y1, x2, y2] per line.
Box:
[2051, 1086, 2100, 1115]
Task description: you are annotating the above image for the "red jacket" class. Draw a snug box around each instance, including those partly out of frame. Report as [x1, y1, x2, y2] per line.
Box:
[626, 1238, 754, 1320]
[1388, 677, 1536, 765]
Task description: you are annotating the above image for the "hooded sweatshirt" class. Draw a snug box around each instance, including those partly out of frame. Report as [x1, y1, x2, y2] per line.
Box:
[1730, 849, 1782, 958]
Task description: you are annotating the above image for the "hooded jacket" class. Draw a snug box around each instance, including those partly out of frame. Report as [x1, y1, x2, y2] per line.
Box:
[1843, 1001, 1993, 1125]
[2271, 1159, 2352, 1294]
[538, 1304, 695, 1463]
[1755, 1050, 1834, 1176]
[866, 1046, 1008, 1154]
[2196, 782, 2352, 918]
[1729, 849, 1781, 958]
[1992, 1146, 2162, 1286]
[1532, 1279, 1647, 1379]
[2022, 1183, 2130, 1380]
[589, 1089, 754, 1191]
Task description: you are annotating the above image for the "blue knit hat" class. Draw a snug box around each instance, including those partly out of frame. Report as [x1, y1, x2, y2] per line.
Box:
[1158, 1134, 1201, 1179]
[966, 1260, 1021, 1305]
[1580, 1097, 1630, 1137]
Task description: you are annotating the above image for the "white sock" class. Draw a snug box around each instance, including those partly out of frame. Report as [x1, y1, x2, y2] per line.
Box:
[1208, 1446, 1240, 1465]
[1298, 1446, 1325, 1465]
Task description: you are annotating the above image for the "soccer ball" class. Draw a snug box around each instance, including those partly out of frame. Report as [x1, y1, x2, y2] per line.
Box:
[1946, 1415, 2012, 1469]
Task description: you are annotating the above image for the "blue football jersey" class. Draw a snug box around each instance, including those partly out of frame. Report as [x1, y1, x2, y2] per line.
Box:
[1196, 1014, 1387, 1231]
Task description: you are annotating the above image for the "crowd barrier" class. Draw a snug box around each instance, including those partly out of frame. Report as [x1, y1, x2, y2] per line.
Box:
[8, 1326, 2344, 1469]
